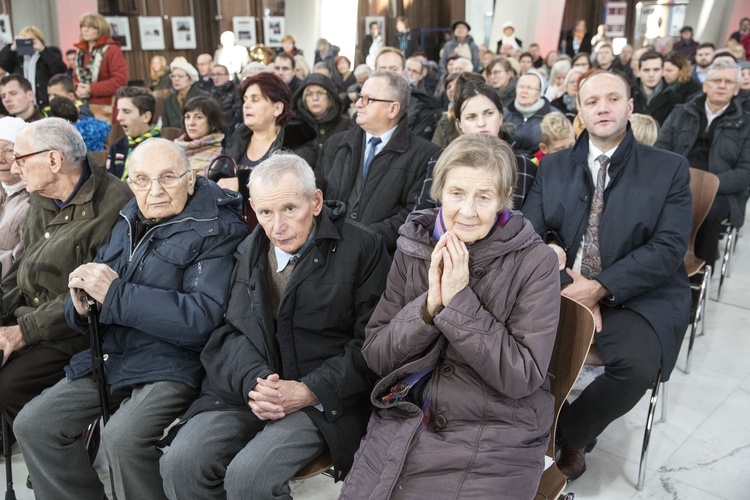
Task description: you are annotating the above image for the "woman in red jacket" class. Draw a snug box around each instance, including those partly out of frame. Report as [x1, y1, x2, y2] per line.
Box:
[73, 12, 129, 106]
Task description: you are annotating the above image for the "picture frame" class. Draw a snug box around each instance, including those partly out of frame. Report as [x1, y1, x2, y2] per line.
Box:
[263, 16, 284, 47]
[138, 16, 165, 51]
[105, 16, 132, 51]
[233, 16, 257, 48]
[171, 16, 196, 50]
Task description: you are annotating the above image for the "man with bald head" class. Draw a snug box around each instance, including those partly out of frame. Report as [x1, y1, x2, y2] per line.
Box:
[523, 71, 692, 481]
[14, 138, 247, 499]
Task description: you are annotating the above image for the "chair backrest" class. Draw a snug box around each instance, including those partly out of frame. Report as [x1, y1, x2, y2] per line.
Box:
[89, 104, 114, 124]
[545, 296, 596, 457]
[685, 168, 720, 274]
[160, 127, 184, 141]
[152, 95, 166, 125]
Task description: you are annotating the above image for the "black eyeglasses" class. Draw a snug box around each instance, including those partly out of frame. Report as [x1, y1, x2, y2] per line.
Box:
[356, 94, 395, 106]
[12, 149, 51, 166]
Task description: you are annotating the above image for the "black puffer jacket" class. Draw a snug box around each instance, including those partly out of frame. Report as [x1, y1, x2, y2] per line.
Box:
[178, 201, 391, 479]
[292, 74, 351, 170]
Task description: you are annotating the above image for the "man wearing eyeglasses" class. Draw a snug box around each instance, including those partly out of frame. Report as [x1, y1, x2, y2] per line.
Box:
[210, 64, 241, 133]
[14, 138, 247, 499]
[195, 53, 216, 93]
[0, 118, 133, 429]
[318, 69, 440, 253]
[656, 59, 750, 267]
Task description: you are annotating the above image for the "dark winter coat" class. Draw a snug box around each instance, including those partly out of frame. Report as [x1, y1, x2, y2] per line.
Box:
[340, 209, 559, 499]
[162, 85, 210, 129]
[63, 177, 247, 391]
[0, 44, 67, 106]
[439, 35, 480, 74]
[179, 201, 391, 479]
[212, 80, 242, 133]
[407, 88, 438, 140]
[631, 79, 681, 125]
[504, 99, 559, 157]
[523, 129, 692, 381]
[656, 94, 750, 226]
[318, 119, 441, 252]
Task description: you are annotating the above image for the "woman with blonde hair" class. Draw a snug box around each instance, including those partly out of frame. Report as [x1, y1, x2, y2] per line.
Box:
[0, 25, 67, 106]
[149, 55, 170, 91]
[73, 12, 129, 105]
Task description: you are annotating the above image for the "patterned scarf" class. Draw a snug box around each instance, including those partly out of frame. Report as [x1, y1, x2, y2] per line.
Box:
[432, 207, 511, 245]
[122, 126, 161, 180]
[75, 42, 110, 84]
[380, 366, 436, 429]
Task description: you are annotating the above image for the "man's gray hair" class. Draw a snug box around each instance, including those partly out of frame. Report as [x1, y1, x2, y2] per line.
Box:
[248, 152, 316, 199]
[21, 118, 87, 165]
[369, 69, 411, 119]
[707, 58, 741, 82]
[454, 57, 474, 73]
[129, 137, 190, 172]
[353, 64, 371, 78]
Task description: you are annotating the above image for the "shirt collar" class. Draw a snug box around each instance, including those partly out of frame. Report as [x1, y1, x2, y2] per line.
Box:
[587, 140, 618, 166]
[54, 164, 91, 209]
[365, 124, 398, 150]
[705, 101, 731, 127]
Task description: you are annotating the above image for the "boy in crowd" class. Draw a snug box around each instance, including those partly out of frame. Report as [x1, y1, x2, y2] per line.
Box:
[44, 74, 94, 118]
[108, 86, 160, 179]
[533, 112, 576, 164]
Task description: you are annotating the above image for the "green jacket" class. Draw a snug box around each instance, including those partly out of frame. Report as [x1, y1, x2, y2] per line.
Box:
[1, 156, 133, 356]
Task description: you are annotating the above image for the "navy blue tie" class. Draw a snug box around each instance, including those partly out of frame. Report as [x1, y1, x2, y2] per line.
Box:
[363, 136, 382, 181]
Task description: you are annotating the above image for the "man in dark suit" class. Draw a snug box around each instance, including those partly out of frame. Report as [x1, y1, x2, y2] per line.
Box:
[522, 70, 692, 482]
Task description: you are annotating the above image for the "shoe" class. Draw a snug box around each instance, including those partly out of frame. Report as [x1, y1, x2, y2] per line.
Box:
[557, 442, 587, 482]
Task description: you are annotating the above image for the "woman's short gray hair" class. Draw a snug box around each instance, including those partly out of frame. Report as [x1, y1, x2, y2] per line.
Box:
[369, 70, 411, 119]
[22, 118, 87, 165]
[430, 133, 517, 210]
[248, 152, 316, 199]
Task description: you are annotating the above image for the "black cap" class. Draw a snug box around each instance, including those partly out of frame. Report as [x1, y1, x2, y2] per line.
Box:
[451, 20, 471, 32]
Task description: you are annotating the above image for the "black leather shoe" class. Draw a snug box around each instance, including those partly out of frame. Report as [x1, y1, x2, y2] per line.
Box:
[558, 442, 587, 482]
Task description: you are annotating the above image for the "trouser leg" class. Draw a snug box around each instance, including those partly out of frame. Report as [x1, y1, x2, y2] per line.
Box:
[559, 307, 662, 449]
[695, 194, 731, 266]
[160, 409, 264, 500]
[104, 381, 199, 500]
[14, 376, 114, 500]
[225, 411, 326, 500]
[0, 345, 70, 423]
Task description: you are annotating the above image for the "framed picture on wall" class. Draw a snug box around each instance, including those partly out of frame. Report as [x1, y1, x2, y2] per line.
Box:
[263, 17, 284, 47]
[138, 16, 165, 51]
[0, 14, 12, 48]
[365, 16, 385, 41]
[233, 17, 257, 48]
[171, 16, 196, 50]
[105, 16, 132, 51]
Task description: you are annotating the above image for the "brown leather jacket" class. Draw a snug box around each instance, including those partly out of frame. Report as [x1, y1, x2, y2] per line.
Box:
[341, 208, 560, 500]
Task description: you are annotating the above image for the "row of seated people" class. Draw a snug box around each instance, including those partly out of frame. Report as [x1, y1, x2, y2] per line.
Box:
[0, 60, 747, 498]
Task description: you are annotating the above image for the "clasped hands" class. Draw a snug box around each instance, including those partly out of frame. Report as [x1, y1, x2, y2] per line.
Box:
[247, 373, 318, 421]
[67, 263, 119, 318]
[548, 243, 609, 334]
[423, 231, 470, 324]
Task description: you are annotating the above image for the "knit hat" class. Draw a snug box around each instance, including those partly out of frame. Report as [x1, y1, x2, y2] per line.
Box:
[525, 69, 548, 96]
[0, 117, 26, 143]
[451, 20, 471, 33]
[502, 21, 516, 32]
[169, 59, 199, 83]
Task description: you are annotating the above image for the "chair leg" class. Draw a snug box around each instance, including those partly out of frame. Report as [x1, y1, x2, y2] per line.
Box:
[725, 227, 736, 278]
[637, 370, 662, 491]
[686, 265, 710, 374]
[660, 382, 668, 423]
[718, 233, 731, 299]
[2, 416, 16, 500]
[700, 265, 711, 337]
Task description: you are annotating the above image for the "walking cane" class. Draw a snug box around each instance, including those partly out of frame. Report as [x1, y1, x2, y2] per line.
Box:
[86, 296, 116, 499]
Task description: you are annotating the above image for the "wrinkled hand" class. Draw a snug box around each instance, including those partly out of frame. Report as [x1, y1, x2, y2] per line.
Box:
[548, 243, 567, 271]
[247, 373, 318, 421]
[440, 232, 469, 306]
[76, 83, 91, 99]
[424, 235, 446, 322]
[0, 326, 24, 366]
[217, 177, 239, 192]
[562, 269, 608, 332]
[68, 263, 119, 312]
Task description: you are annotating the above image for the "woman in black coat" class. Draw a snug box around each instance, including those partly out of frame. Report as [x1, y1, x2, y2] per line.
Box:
[0, 26, 67, 106]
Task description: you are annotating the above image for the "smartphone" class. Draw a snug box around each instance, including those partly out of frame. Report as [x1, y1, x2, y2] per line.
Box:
[16, 38, 34, 56]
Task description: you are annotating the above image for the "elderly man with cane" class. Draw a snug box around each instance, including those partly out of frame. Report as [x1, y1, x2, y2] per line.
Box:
[13, 138, 247, 500]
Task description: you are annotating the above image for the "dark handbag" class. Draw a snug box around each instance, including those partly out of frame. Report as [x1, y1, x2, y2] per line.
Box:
[206, 155, 258, 232]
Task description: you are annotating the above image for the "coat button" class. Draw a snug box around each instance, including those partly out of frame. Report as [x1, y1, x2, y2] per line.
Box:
[44, 232, 50, 239]
[580, 194, 588, 202]
[331, 409, 337, 416]
[435, 415, 447, 429]
[351, 212, 357, 220]
[471, 268, 486, 278]
[81, 211, 86, 216]
[441, 364, 454, 376]
[64, 215, 69, 220]
[103, 354, 109, 361]
[320, 129, 326, 135]
[215, 400, 221, 405]
[32, 297, 40, 305]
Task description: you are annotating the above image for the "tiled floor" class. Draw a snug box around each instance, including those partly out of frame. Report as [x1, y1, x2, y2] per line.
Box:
[3, 226, 748, 499]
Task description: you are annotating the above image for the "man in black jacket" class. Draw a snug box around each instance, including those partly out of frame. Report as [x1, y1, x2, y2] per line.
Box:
[656, 59, 750, 266]
[318, 69, 441, 252]
[210, 64, 241, 133]
[160, 153, 390, 498]
[523, 71, 691, 482]
[631, 51, 680, 125]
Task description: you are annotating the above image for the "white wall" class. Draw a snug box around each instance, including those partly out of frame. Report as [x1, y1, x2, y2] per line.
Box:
[490, 0, 565, 56]
[285, 0, 321, 66]
[285, 0, 357, 67]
